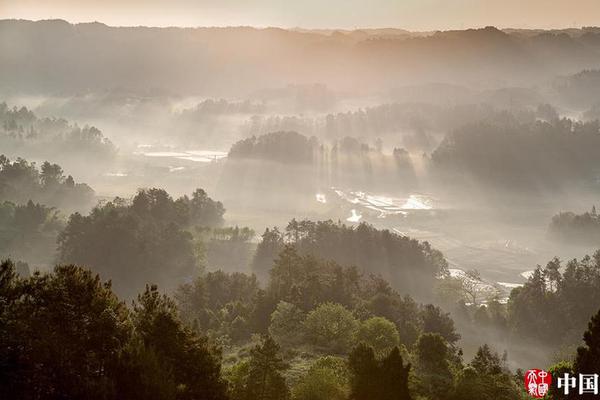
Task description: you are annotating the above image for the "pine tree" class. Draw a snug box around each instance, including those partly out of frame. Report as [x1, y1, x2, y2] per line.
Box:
[349, 344, 412, 400]
[381, 347, 412, 400]
[244, 336, 290, 400]
[573, 309, 600, 399]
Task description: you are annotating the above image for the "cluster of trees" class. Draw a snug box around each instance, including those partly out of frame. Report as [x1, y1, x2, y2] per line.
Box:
[228, 131, 316, 164]
[180, 99, 266, 118]
[242, 103, 538, 152]
[508, 252, 600, 349]
[0, 103, 116, 160]
[0, 155, 93, 211]
[57, 188, 225, 298]
[434, 249, 600, 369]
[252, 220, 447, 299]
[548, 206, 600, 246]
[14, 253, 600, 399]
[223, 130, 419, 197]
[176, 243, 522, 400]
[0, 200, 63, 264]
[218, 131, 319, 209]
[201, 226, 256, 273]
[179, 243, 456, 348]
[0, 260, 228, 400]
[432, 118, 600, 191]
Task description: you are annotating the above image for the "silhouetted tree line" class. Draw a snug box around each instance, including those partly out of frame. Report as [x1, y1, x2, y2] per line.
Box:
[0, 260, 228, 400]
[228, 131, 316, 164]
[252, 219, 447, 300]
[0, 103, 116, 160]
[57, 188, 225, 298]
[548, 206, 600, 245]
[0, 155, 94, 211]
[508, 252, 600, 348]
[0, 237, 530, 400]
[432, 118, 600, 190]
[177, 243, 522, 400]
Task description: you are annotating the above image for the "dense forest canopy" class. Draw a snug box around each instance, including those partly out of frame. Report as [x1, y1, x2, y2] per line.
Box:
[57, 188, 225, 297]
[432, 118, 600, 191]
[252, 220, 447, 300]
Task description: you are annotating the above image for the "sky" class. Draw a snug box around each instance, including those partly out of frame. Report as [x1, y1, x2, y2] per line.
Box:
[2, 0, 599, 30]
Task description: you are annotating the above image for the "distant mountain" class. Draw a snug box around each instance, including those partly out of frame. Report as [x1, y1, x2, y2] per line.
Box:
[2, 20, 600, 97]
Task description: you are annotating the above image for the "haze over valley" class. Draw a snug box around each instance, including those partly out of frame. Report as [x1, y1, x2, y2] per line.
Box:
[3, 6, 600, 399]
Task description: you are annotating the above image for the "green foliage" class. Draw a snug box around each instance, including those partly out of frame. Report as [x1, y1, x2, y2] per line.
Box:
[355, 316, 400, 357]
[254, 219, 447, 299]
[508, 253, 600, 348]
[292, 356, 349, 400]
[547, 360, 573, 400]
[269, 301, 306, 348]
[362, 289, 422, 347]
[58, 188, 224, 297]
[132, 284, 228, 400]
[229, 336, 290, 400]
[176, 270, 260, 342]
[0, 261, 130, 399]
[452, 345, 520, 400]
[421, 304, 461, 345]
[413, 333, 454, 400]
[268, 245, 360, 311]
[304, 302, 359, 354]
[0, 261, 228, 400]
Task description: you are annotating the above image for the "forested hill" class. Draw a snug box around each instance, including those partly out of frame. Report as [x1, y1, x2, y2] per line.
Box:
[2, 20, 600, 95]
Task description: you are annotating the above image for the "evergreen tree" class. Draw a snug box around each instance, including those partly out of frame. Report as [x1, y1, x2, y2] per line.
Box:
[348, 344, 412, 400]
[243, 336, 290, 400]
[573, 308, 600, 399]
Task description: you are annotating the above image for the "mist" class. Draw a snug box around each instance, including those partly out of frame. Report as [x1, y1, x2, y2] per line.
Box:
[3, 15, 600, 400]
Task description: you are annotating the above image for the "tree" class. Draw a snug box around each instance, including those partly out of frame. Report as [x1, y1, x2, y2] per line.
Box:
[0, 261, 231, 400]
[269, 301, 306, 348]
[58, 188, 224, 298]
[380, 347, 412, 400]
[546, 361, 573, 400]
[574, 308, 600, 400]
[348, 344, 411, 400]
[252, 228, 284, 282]
[421, 304, 461, 345]
[413, 333, 453, 400]
[243, 336, 290, 400]
[348, 343, 379, 400]
[355, 316, 400, 357]
[304, 302, 359, 354]
[292, 357, 348, 400]
[0, 262, 131, 399]
[40, 161, 63, 187]
[453, 345, 520, 400]
[131, 284, 228, 400]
